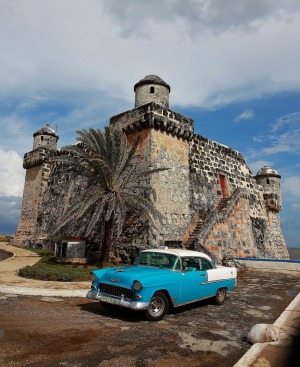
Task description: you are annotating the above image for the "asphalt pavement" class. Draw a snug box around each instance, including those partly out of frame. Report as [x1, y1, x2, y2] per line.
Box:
[0, 241, 300, 367]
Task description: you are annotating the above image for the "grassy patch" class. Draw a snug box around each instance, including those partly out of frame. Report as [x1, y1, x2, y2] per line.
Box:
[18, 249, 118, 282]
[0, 235, 9, 242]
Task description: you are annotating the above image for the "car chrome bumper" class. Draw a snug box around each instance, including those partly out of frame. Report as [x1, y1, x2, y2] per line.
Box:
[86, 291, 149, 311]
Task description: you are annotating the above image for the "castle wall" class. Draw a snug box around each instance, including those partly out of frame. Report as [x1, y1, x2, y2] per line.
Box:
[111, 102, 194, 247]
[148, 129, 191, 244]
[189, 134, 288, 259]
[204, 197, 258, 259]
[14, 77, 289, 261]
[190, 134, 265, 217]
[266, 211, 289, 258]
[14, 164, 47, 245]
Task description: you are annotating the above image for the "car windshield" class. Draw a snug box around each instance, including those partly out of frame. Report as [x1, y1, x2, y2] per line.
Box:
[135, 252, 180, 270]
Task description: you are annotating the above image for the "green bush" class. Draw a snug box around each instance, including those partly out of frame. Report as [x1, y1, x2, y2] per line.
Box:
[19, 262, 91, 282]
[19, 249, 121, 282]
[0, 235, 9, 242]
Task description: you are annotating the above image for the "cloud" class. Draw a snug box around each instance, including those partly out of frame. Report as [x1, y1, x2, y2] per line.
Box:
[271, 111, 300, 132]
[249, 111, 300, 157]
[0, 196, 22, 235]
[247, 160, 273, 174]
[0, 0, 300, 110]
[282, 176, 300, 199]
[0, 148, 24, 235]
[104, 0, 300, 38]
[262, 112, 300, 155]
[0, 148, 24, 196]
[234, 109, 255, 121]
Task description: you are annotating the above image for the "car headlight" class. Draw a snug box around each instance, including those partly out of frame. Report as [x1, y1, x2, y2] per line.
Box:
[90, 272, 97, 282]
[133, 280, 143, 291]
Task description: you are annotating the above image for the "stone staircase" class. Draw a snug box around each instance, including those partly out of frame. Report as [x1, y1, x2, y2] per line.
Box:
[185, 219, 205, 249]
[185, 188, 249, 252]
[216, 197, 230, 210]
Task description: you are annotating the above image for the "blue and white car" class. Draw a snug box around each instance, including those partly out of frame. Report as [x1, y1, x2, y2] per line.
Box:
[86, 248, 237, 321]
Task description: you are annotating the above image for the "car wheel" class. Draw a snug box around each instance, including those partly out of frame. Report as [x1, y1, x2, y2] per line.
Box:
[145, 292, 169, 321]
[215, 288, 227, 305]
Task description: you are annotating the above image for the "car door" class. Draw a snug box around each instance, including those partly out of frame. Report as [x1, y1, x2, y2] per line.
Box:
[179, 257, 212, 304]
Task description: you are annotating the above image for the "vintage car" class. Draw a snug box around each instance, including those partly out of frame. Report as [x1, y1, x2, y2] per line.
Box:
[86, 248, 237, 321]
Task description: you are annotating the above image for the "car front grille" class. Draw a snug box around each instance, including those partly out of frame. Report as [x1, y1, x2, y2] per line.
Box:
[99, 282, 134, 300]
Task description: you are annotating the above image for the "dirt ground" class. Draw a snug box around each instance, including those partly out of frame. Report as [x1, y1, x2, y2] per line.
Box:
[0, 269, 300, 367]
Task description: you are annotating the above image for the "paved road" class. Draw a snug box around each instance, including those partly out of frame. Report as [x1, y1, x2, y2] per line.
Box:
[1, 269, 299, 367]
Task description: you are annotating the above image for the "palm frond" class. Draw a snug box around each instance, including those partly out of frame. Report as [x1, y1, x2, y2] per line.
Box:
[51, 125, 167, 262]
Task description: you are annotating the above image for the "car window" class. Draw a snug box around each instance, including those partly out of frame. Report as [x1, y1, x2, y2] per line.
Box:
[136, 252, 180, 270]
[181, 257, 201, 271]
[200, 258, 213, 270]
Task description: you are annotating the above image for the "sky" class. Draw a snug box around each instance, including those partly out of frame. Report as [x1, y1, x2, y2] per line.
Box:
[0, 0, 299, 248]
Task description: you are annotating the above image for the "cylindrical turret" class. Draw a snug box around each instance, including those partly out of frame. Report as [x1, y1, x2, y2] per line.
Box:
[256, 165, 282, 211]
[134, 75, 170, 109]
[33, 124, 59, 151]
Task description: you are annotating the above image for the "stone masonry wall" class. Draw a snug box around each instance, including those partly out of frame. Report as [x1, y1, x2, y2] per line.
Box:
[265, 211, 289, 258]
[135, 84, 169, 109]
[148, 129, 191, 244]
[190, 134, 266, 218]
[111, 102, 194, 247]
[203, 197, 258, 260]
[110, 102, 194, 139]
[14, 164, 48, 245]
[189, 134, 288, 260]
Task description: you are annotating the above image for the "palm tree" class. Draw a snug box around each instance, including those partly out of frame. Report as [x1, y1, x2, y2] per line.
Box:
[51, 126, 165, 264]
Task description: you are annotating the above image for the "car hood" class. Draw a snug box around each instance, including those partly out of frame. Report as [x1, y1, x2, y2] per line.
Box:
[94, 265, 176, 288]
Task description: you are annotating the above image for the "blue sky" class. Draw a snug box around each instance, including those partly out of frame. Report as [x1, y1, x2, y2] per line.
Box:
[0, 0, 299, 247]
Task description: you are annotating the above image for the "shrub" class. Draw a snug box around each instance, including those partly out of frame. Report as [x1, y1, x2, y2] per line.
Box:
[19, 249, 121, 282]
[19, 260, 92, 282]
[0, 235, 9, 242]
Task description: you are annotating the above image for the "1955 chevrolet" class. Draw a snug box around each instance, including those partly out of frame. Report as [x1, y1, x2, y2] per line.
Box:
[86, 248, 237, 321]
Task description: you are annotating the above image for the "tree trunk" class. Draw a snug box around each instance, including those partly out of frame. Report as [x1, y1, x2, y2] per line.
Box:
[99, 213, 114, 265]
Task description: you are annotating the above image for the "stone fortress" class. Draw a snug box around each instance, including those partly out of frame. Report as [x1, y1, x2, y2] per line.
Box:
[14, 75, 289, 262]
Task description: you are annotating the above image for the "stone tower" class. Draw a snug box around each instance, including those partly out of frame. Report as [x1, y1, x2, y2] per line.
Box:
[134, 75, 170, 109]
[256, 166, 289, 258]
[110, 75, 194, 247]
[256, 166, 282, 211]
[14, 124, 59, 246]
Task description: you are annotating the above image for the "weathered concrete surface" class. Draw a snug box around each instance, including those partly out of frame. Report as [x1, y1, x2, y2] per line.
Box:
[234, 292, 300, 367]
[235, 257, 300, 272]
[0, 245, 300, 366]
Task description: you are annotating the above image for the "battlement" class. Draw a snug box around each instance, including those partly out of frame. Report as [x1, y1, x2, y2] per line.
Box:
[23, 148, 52, 169]
[110, 102, 194, 141]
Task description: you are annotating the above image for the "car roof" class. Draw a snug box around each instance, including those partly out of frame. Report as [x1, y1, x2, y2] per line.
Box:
[141, 248, 212, 262]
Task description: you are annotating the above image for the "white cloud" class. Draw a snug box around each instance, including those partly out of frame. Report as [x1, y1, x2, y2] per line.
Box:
[104, 0, 300, 38]
[262, 113, 300, 155]
[247, 160, 272, 174]
[0, 0, 299, 109]
[282, 176, 300, 200]
[0, 148, 24, 197]
[0, 148, 24, 235]
[271, 112, 300, 132]
[234, 109, 255, 121]
[249, 111, 300, 157]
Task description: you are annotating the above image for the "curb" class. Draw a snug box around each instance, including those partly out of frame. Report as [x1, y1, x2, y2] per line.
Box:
[233, 292, 300, 366]
[0, 285, 87, 298]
